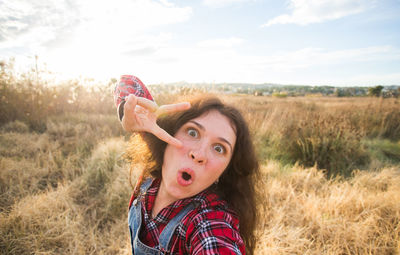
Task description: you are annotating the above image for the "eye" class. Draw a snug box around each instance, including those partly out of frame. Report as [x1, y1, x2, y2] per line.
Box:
[213, 144, 225, 154]
[187, 128, 198, 138]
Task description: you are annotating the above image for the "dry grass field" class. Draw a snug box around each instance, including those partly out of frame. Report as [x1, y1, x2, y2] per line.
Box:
[1, 73, 400, 254]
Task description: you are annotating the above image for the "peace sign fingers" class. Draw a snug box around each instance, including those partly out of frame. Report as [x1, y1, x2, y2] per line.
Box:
[122, 95, 191, 147]
[156, 102, 191, 117]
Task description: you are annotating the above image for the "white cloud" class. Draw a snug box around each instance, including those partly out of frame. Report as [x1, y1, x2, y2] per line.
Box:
[0, 0, 192, 54]
[0, 0, 79, 49]
[121, 33, 173, 56]
[197, 37, 244, 48]
[128, 44, 400, 85]
[202, 0, 251, 8]
[158, 0, 174, 7]
[76, 0, 192, 34]
[96, 44, 400, 85]
[1, 0, 398, 86]
[263, 0, 374, 26]
[0, 0, 192, 79]
[4, 35, 399, 85]
[255, 46, 400, 71]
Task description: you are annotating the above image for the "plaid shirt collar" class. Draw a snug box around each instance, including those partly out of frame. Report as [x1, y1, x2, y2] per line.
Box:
[142, 178, 218, 224]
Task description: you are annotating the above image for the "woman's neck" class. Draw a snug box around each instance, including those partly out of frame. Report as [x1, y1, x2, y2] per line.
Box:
[152, 180, 178, 218]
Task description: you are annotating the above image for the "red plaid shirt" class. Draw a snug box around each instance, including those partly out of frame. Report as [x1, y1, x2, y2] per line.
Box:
[131, 178, 245, 254]
[114, 75, 154, 106]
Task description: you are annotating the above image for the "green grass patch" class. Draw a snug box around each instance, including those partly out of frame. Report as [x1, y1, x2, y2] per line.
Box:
[364, 139, 400, 164]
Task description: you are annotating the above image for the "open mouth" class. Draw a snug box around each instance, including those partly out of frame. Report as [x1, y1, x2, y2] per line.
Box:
[182, 171, 192, 181]
[177, 168, 195, 186]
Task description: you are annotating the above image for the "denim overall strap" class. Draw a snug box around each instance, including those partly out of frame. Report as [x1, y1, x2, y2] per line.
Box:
[129, 178, 162, 254]
[158, 202, 198, 253]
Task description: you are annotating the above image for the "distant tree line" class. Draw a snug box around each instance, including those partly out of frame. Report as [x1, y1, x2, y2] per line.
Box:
[149, 82, 400, 98]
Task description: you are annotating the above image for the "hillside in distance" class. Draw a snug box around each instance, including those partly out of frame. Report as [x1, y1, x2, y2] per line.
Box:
[148, 82, 400, 97]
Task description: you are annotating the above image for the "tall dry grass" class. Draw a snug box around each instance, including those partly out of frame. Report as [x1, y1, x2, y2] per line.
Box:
[2, 64, 399, 175]
[0, 113, 124, 212]
[228, 96, 400, 177]
[0, 138, 133, 254]
[1, 143, 399, 254]
[256, 162, 400, 254]
[1, 71, 400, 254]
[0, 63, 116, 132]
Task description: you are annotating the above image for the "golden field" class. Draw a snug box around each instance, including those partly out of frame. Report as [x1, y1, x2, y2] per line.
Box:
[1, 72, 400, 254]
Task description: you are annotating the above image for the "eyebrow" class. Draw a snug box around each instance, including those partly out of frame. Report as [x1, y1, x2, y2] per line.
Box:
[188, 120, 233, 152]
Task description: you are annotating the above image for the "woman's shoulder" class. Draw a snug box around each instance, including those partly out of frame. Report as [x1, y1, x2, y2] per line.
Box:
[128, 177, 157, 209]
[187, 190, 240, 229]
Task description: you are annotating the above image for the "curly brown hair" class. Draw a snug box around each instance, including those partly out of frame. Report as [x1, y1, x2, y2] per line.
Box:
[126, 95, 260, 254]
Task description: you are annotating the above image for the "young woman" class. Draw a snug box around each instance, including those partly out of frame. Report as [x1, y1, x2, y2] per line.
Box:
[115, 75, 260, 254]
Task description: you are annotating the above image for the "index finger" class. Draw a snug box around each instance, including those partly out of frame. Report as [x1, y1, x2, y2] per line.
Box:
[151, 125, 183, 148]
[136, 97, 159, 112]
[156, 102, 191, 117]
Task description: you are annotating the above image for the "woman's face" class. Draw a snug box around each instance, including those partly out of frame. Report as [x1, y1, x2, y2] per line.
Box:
[161, 110, 237, 201]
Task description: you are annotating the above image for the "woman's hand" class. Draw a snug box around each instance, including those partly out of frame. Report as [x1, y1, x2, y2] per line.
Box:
[122, 94, 190, 147]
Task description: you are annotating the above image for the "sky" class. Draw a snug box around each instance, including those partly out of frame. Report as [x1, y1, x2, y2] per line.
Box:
[1, 0, 400, 86]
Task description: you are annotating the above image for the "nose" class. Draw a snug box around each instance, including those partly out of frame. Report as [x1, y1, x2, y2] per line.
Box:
[189, 147, 207, 165]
